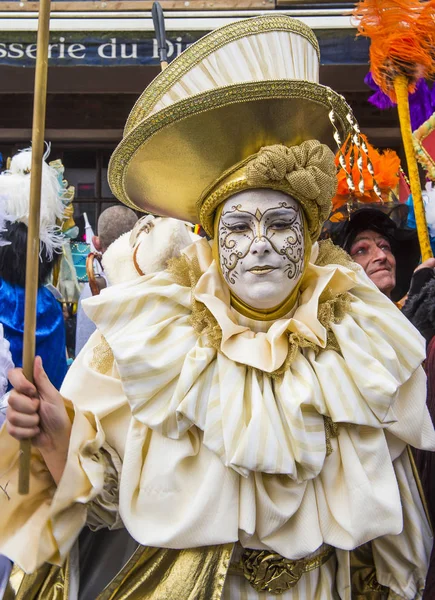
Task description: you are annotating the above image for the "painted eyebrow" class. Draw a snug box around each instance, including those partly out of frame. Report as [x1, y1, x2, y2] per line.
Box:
[221, 212, 255, 221]
[263, 206, 298, 219]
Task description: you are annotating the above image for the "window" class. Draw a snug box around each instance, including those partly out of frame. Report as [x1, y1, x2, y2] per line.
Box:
[61, 148, 118, 235]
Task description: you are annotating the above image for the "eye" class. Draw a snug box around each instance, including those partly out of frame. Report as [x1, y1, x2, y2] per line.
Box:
[225, 222, 250, 233]
[269, 221, 292, 230]
[350, 245, 367, 256]
[379, 243, 391, 252]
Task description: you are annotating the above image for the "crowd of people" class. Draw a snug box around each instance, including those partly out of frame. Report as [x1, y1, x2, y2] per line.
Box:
[0, 12, 435, 600]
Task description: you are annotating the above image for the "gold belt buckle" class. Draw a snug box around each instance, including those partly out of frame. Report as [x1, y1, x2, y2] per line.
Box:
[240, 546, 334, 594]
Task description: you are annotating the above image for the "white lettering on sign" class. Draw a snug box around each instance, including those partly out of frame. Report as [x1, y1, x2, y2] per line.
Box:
[0, 37, 194, 63]
[25, 44, 37, 59]
[120, 43, 137, 59]
[98, 38, 117, 59]
[68, 44, 86, 59]
[8, 43, 24, 58]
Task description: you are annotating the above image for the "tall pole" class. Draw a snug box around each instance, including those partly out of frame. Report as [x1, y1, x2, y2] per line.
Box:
[152, 2, 168, 71]
[394, 75, 433, 261]
[19, 0, 52, 495]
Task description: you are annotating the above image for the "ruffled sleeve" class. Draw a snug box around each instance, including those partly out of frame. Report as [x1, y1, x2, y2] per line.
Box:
[0, 331, 127, 573]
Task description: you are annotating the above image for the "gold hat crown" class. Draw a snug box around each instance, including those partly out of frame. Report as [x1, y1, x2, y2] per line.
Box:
[109, 15, 354, 236]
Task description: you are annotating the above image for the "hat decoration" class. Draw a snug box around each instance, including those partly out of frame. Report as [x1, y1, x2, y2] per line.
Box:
[109, 15, 357, 236]
[332, 134, 401, 215]
[0, 147, 74, 258]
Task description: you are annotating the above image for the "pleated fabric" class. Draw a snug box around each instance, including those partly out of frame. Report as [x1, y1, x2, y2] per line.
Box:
[0, 238, 433, 600]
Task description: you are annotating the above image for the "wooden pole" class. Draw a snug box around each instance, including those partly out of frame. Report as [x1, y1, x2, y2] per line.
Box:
[19, 0, 52, 495]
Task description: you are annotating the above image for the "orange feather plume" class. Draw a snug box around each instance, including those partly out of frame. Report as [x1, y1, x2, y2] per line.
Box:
[353, 0, 435, 101]
[332, 135, 400, 212]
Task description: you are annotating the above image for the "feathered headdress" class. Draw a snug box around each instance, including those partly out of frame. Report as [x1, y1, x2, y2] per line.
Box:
[0, 148, 73, 258]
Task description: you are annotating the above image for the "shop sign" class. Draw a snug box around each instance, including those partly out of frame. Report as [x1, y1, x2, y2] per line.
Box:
[0, 30, 369, 67]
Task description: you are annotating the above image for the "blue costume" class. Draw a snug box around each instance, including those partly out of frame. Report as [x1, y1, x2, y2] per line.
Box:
[0, 278, 67, 391]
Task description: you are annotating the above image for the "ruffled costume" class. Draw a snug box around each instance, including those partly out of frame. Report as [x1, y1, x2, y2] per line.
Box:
[0, 238, 434, 599]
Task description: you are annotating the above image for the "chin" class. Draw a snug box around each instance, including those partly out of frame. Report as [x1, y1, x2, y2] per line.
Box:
[371, 274, 396, 296]
[238, 280, 289, 309]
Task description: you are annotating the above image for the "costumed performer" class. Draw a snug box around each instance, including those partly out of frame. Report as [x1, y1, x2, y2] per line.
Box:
[0, 148, 69, 391]
[1, 15, 435, 600]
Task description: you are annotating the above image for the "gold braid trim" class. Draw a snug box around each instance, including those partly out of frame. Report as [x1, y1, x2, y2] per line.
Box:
[315, 238, 358, 270]
[324, 416, 340, 457]
[167, 255, 223, 350]
[167, 240, 354, 379]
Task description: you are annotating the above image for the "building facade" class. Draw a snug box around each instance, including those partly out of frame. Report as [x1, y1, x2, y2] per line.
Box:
[0, 0, 401, 227]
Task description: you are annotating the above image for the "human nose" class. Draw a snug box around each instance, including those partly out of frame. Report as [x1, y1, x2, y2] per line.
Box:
[372, 246, 388, 262]
[251, 235, 271, 255]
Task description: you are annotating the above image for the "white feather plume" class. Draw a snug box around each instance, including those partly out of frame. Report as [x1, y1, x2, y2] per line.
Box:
[0, 147, 66, 257]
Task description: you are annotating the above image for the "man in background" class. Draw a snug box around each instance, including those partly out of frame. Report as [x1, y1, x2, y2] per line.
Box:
[75, 205, 138, 355]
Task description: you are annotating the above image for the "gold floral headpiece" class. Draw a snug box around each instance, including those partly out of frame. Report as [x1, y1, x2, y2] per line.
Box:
[199, 140, 337, 240]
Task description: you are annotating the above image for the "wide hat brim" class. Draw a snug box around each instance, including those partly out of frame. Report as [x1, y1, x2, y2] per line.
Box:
[109, 80, 353, 225]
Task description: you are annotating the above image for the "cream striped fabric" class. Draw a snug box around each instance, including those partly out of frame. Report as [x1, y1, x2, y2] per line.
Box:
[148, 31, 319, 118]
[0, 237, 433, 599]
[83, 238, 431, 481]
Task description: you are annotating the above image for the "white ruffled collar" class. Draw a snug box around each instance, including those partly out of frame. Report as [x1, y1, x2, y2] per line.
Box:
[186, 239, 358, 372]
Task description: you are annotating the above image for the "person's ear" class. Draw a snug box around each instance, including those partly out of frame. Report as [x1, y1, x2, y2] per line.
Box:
[93, 235, 102, 252]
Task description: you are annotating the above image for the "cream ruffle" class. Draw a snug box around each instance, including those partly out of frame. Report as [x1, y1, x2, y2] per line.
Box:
[0, 237, 434, 579]
[0, 339, 433, 577]
[83, 239, 430, 480]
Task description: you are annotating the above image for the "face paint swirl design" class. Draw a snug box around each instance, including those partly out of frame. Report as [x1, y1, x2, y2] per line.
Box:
[217, 190, 305, 311]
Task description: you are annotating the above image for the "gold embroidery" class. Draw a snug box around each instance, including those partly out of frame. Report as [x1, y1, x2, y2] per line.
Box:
[124, 16, 320, 135]
[167, 255, 223, 350]
[315, 238, 358, 270]
[200, 142, 336, 242]
[230, 545, 334, 594]
[90, 336, 115, 375]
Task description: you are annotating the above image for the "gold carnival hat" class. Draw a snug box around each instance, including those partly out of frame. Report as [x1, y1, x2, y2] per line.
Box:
[109, 15, 355, 238]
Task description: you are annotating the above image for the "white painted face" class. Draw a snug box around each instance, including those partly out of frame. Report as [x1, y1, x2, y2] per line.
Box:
[218, 189, 305, 310]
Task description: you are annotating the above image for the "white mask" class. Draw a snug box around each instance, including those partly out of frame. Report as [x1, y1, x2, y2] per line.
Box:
[218, 189, 305, 311]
